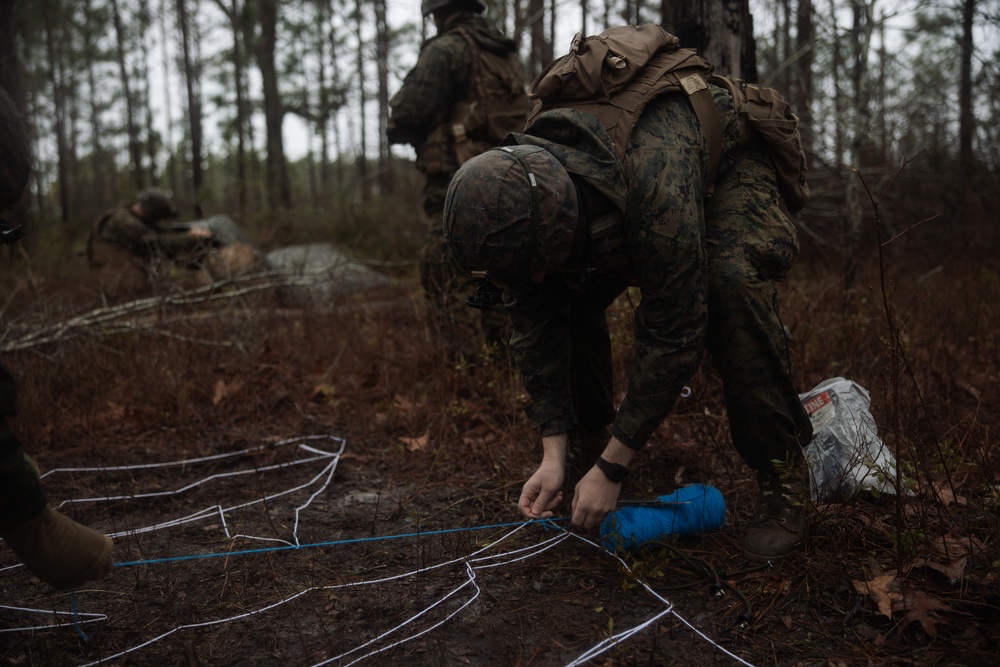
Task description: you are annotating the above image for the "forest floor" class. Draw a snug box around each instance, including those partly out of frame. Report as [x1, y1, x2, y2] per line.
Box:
[0, 251, 997, 666]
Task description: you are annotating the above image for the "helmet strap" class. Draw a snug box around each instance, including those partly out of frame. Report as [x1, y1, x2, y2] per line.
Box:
[497, 146, 541, 273]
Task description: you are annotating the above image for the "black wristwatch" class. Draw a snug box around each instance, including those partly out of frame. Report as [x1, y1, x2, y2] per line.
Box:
[594, 457, 629, 483]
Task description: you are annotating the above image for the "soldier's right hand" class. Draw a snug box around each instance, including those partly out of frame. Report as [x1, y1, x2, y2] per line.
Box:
[518, 460, 564, 520]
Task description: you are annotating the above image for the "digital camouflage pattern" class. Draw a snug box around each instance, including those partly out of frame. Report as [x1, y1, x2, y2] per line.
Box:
[87, 208, 267, 301]
[388, 10, 527, 359]
[0, 87, 30, 212]
[91, 205, 211, 262]
[448, 84, 813, 471]
[0, 87, 48, 526]
[443, 145, 579, 286]
[1, 89, 115, 587]
[0, 367, 47, 527]
[87, 204, 213, 300]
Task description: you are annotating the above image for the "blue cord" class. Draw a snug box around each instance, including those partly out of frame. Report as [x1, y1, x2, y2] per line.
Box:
[114, 518, 569, 568]
[70, 590, 89, 641]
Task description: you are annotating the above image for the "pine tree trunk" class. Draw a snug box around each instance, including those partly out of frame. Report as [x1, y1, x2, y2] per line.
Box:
[42, 0, 70, 223]
[158, 0, 179, 198]
[256, 0, 291, 211]
[0, 0, 32, 229]
[794, 0, 814, 157]
[843, 0, 874, 312]
[82, 0, 108, 201]
[375, 0, 390, 194]
[111, 0, 144, 193]
[177, 0, 205, 216]
[139, 21, 160, 186]
[317, 0, 331, 196]
[958, 0, 976, 179]
[528, 0, 546, 80]
[211, 0, 249, 213]
[354, 0, 369, 200]
[660, 0, 758, 81]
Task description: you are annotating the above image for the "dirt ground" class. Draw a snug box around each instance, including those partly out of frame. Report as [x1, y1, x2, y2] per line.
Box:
[0, 271, 998, 666]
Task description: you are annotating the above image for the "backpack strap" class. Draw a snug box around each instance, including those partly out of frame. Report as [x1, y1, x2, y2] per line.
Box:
[675, 69, 723, 197]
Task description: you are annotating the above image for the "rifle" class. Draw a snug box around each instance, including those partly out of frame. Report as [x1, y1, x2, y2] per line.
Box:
[165, 222, 222, 248]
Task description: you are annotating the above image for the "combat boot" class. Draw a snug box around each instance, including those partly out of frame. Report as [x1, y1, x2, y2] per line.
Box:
[742, 462, 808, 563]
[1, 505, 113, 590]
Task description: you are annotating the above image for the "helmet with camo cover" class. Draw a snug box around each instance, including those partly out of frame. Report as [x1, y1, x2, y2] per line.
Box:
[443, 145, 578, 286]
[421, 0, 484, 17]
[0, 87, 30, 212]
[136, 187, 179, 223]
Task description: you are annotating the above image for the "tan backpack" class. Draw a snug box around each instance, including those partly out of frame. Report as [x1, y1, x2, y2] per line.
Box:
[449, 27, 530, 165]
[527, 24, 810, 212]
[417, 27, 529, 173]
[711, 76, 811, 212]
[527, 25, 723, 188]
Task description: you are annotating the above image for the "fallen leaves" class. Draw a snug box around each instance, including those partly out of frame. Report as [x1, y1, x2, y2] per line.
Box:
[852, 570, 966, 636]
[912, 556, 967, 583]
[399, 433, 429, 452]
[853, 574, 901, 619]
[213, 378, 245, 405]
[897, 588, 960, 636]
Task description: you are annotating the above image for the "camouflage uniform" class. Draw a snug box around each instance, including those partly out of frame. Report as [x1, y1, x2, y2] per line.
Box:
[1, 86, 113, 588]
[87, 205, 217, 297]
[500, 84, 813, 471]
[0, 366, 47, 527]
[92, 206, 212, 262]
[0, 87, 46, 527]
[387, 11, 525, 359]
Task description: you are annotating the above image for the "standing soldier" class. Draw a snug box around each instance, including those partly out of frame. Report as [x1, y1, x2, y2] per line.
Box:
[0, 87, 114, 590]
[387, 0, 528, 361]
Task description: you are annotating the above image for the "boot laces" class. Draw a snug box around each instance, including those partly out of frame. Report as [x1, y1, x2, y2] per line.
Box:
[755, 474, 801, 524]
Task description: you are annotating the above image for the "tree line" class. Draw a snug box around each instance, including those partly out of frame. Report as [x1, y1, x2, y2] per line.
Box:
[0, 0, 996, 254]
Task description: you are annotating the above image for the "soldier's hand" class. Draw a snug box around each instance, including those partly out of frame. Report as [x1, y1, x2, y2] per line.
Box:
[189, 225, 213, 239]
[570, 466, 621, 530]
[518, 460, 564, 520]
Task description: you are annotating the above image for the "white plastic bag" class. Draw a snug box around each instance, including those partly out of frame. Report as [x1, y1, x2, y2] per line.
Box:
[800, 377, 907, 502]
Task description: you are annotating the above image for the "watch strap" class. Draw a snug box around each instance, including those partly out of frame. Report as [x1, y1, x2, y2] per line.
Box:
[594, 456, 629, 483]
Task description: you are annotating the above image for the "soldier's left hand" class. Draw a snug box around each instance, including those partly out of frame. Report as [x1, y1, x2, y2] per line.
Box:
[570, 466, 620, 530]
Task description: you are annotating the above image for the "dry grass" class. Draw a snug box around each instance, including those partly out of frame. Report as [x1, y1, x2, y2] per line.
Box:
[0, 211, 997, 665]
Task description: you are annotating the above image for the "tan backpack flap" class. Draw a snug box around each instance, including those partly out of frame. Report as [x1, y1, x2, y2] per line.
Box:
[530, 24, 681, 104]
[448, 100, 519, 166]
[446, 27, 530, 166]
[485, 107, 529, 141]
[719, 78, 810, 213]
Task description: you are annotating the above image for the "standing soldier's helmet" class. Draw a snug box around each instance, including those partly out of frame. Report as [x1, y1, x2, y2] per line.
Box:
[443, 145, 578, 286]
[421, 0, 485, 17]
[136, 187, 179, 223]
[0, 87, 31, 212]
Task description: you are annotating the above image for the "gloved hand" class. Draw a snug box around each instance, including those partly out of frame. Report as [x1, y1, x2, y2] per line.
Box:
[1, 505, 113, 590]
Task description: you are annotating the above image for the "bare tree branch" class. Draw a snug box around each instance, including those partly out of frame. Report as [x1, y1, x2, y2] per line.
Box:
[0, 269, 356, 353]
